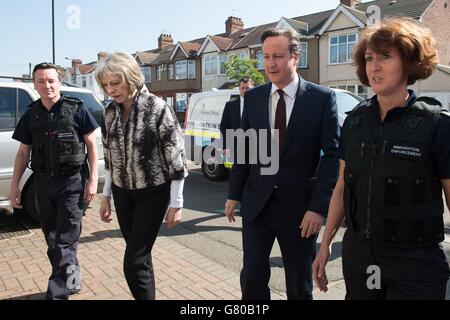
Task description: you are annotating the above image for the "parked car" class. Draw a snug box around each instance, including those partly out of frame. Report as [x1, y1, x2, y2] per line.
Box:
[184, 88, 363, 181]
[0, 79, 105, 221]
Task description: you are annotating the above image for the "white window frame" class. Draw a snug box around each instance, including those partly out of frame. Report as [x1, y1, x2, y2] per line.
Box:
[329, 84, 368, 99]
[256, 50, 264, 70]
[141, 66, 152, 83]
[176, 60, 187, 80]
[188, 60, 196, 79]
[298, 42, 308, 68]
[168, 64, 174, 80]
[219, 54, 227, 75]
[157, 65, 163, 81]
[329, 33, 357, 65]
[204, 55, 219, 76]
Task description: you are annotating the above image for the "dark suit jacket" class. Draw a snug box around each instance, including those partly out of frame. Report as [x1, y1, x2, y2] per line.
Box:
[220, 98, 241, 151]
[228, 77, 340, 223]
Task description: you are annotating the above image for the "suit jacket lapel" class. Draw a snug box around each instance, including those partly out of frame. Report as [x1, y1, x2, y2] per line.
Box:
[282, 77, 309, 155]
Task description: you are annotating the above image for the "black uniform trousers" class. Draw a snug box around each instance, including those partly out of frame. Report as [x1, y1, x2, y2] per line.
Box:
[342, 229, 450, 300]
[240, 189, 317, 300]
[34, 172, 84, 300]
[112, 183, 170, 300]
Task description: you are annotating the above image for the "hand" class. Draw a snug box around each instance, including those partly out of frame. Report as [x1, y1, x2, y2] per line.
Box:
[165, 207, 182, 228]
[300, 210, 324, 238]
[84, 179, 98, 203]
[10, 183, 22, 209]
[312, 245, 331, 292]
[224, 200, 238, 222]
[99, 196, 113, 223]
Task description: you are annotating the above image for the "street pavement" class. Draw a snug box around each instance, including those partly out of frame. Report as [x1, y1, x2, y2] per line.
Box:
[0, 163, 449, 300]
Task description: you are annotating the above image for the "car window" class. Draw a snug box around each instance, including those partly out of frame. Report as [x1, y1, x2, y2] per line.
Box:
[230, 94, 240, 102]
[61, 91, 103, 126]
[0, 87, 16, 130]
[18, 89, 33, 119]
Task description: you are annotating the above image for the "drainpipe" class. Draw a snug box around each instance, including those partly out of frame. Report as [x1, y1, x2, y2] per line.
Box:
[316, 34, 320, 84]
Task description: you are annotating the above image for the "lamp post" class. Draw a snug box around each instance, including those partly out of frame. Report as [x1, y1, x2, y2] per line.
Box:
[52, 0, 55, 64]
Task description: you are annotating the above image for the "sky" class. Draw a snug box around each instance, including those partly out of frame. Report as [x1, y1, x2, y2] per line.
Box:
[0, 0, 343, 77]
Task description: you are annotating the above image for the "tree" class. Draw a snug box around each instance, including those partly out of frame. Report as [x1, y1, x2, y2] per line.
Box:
[223, 55, 265, 86]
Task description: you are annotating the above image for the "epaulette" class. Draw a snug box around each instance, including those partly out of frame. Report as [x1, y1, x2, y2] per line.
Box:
[345, 99, 371, 116]
[63, 95, 83, 105]
[415, 96, 442, 107]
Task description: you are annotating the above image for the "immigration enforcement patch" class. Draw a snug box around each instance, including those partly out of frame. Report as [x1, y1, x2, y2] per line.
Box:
[389, 144, 423, 160]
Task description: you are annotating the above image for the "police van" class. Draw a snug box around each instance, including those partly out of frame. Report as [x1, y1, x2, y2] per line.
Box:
[0, 77, 105, 221]
[184, 88, 363, 181]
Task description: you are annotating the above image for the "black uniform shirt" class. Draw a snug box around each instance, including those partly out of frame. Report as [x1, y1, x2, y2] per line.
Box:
[12, 96, 99, 145]
[338, 90, 450, 179]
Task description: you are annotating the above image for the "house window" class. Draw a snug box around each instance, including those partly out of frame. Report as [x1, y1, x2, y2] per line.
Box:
[357, 85, 368, 99]
[188, 60, 196, 79]
[176, 93, 188, 112]
[298, 42, 308, 68]
[329, 33, 357, 64]
[141, 67, 151, 83]
[205, 56, 218, 76]
[157, 65, 163, 81]
[176, 61, 187, 80]
[82, 75, 87, 87]
[330, 84, 368, 99]
[256, 50, 264, 70]
[219, 55, 227, 75]
[168, 64, 174, 80]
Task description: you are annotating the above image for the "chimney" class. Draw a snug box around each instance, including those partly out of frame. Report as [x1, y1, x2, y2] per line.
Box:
[71, 59, 82, 70]
[97, 51, 109, 62]
[225, 16, 244, 36]
[340, 0, 362, 7]
[158, 34, 173, 49]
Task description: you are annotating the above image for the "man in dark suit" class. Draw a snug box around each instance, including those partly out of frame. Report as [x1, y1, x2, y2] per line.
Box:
[224, 28, 340, 300]
[220, 77, 254, 162]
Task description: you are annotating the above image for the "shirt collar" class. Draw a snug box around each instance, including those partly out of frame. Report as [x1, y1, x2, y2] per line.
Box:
[39, 96, 63, 113]
[271, 75, 299, 99]
[370, 89, 417, 123]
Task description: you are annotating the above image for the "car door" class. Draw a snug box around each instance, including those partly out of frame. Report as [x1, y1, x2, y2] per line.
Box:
[0, 87, 33, 201]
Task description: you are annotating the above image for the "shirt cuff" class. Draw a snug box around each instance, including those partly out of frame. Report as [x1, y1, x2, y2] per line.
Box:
[102, 170, 112, 197]
[170, 179, 185, 208]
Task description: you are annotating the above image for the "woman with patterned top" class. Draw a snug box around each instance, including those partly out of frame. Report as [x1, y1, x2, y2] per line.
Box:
[95, 52, 188, 300]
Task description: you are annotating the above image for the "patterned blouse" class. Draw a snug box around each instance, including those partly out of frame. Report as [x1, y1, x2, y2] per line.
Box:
[101, 87, 188, 190]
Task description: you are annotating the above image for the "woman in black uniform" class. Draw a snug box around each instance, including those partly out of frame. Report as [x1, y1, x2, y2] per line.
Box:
[313, 17, 450, 300]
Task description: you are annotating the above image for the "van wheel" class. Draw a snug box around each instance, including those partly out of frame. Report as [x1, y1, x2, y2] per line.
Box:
[202, 155, 226, 181]
[23, 178, 41, 222]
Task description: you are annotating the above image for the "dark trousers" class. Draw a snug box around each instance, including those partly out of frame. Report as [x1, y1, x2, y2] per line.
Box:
[112, 183, 170, 300]
[34, 172, 84, 300]
[342, 230, 450, 300]
[240, 191, 316, 300]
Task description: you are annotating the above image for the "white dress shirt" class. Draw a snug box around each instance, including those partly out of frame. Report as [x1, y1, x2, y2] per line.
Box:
[269, 76, 299, 130]
[240, 96, 244, 119]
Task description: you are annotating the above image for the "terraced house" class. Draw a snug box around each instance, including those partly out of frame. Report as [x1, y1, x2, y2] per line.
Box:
[130, 0, 450, 120]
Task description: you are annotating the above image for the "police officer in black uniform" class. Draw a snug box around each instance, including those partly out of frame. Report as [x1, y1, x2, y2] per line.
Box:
[10, 63, 99, 300]
[313, 18, 450, 299]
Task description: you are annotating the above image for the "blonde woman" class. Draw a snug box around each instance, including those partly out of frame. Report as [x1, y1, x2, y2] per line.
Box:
[95, 52, 188, 300]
